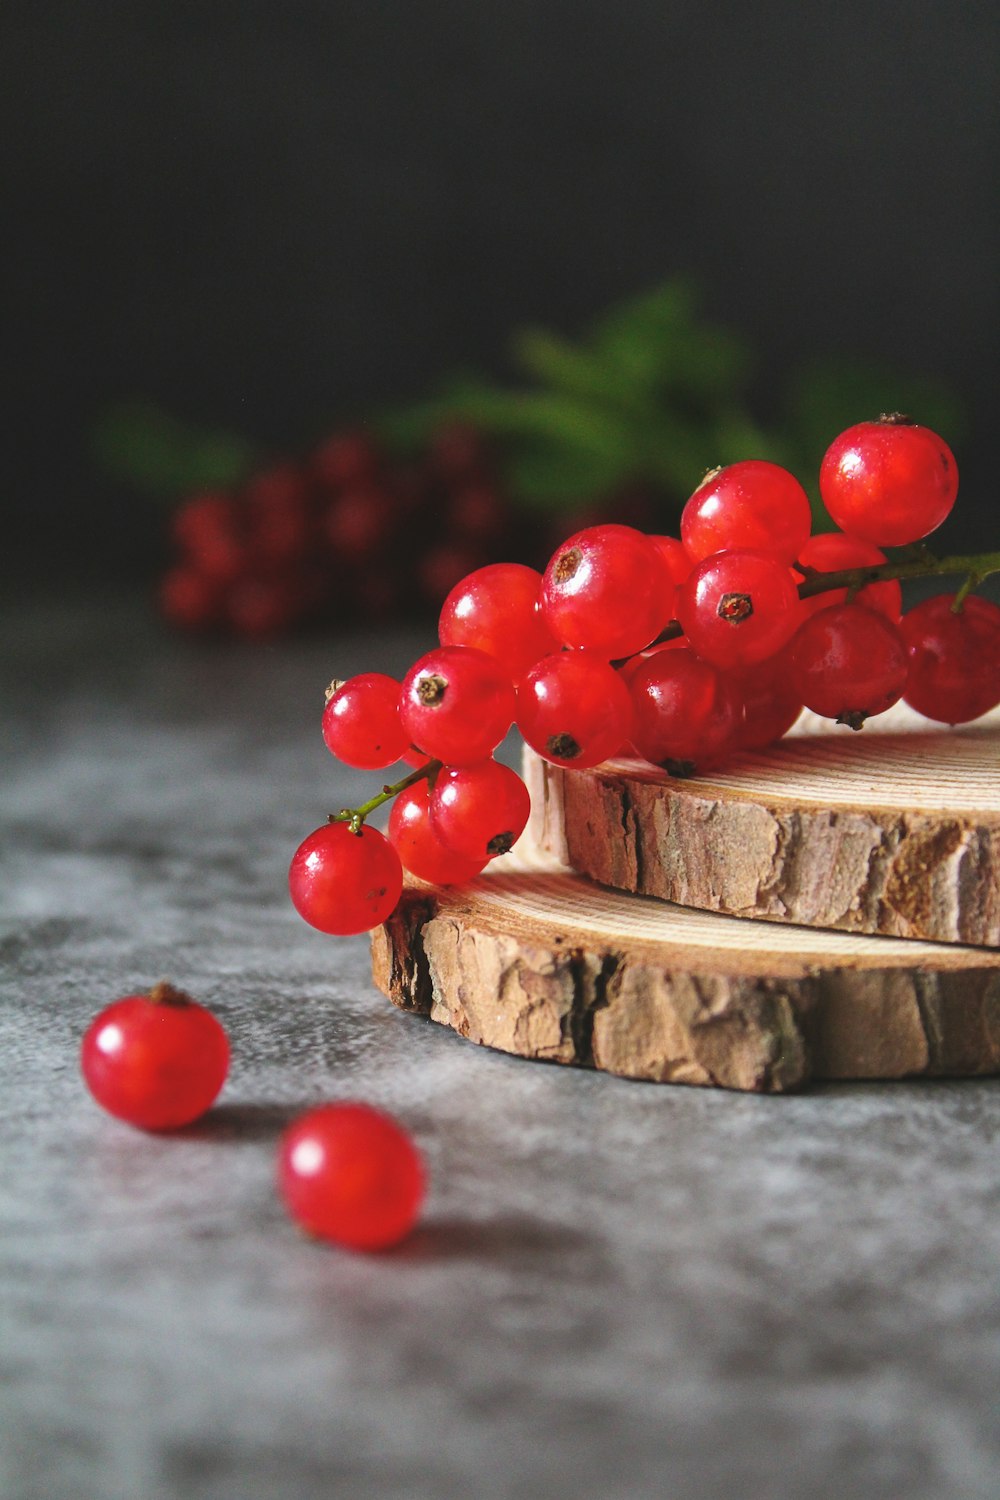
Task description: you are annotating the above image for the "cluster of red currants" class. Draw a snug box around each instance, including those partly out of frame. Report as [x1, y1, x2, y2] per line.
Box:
[290, 416, 1000, 939]
[158, 424, 538, 637]
[80, 984, 425, 1250]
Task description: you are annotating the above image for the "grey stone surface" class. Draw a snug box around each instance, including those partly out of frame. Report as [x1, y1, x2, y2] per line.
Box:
[2, 595, 999, 1500]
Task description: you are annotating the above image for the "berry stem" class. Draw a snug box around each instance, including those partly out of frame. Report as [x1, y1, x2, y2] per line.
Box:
[330, 759, 441, 833]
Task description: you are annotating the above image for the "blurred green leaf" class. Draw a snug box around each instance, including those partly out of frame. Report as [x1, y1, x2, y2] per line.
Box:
[92, 401, 257, 499]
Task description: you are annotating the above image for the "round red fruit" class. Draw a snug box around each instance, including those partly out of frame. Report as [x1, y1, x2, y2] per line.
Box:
[322, 673, 410, 769]
[387, 785, 487, 885]
[541, 524, 673, 658]
[900, 594, 1000, 724]
[289, 823, 403, 934]
[819, 418, 958, 547]
[429, 761, 531, 860]
[681, 460, 812, 565]
[796, 531, 902, 621]
[80, 983, 229, 1131]
[629, 648, 743, 774]
[399, 647, 515, 766]
[789, 602, 909, 727]
[678, 550, 803, 669]
[518, 651, 633, 769]
[278, 1103, 425, 1250]
[439, 563, 558, 678]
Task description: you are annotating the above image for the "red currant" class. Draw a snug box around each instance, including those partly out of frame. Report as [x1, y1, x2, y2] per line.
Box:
[819, 417, 958, 547]
[681, 460, 812, 565]
[900, 594, 1000, 724]
[540, 524, 673, 658]
[388, 784, 487, 884]
[399, 646, 516, 766]
[518, 651, 633, 769]
[678, 550, 804, 668]
[628, 648, 743, 774]
[789, 602, 909, 727]
[289, 823, 403, 934]
[733, 652, 803, 749]
[439, 563, 558, 678]
[322, 673, 410, 769]
[80, 983, 229, 1131]
[796, 531, 902, 621]
[429, 760, 531, 860]
[278, 1103, 425, 1250]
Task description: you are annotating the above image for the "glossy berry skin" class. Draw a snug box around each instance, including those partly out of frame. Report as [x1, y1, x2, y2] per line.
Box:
[733, 652, 803, 750]
[322, 673, 410, 769]
[900, 594, 1000, 724]
[518, 651, 633, 769]
[80, 984, 229, 1131]
[438, 563, 558, 678]
[629, 651, 746, 774]
[629, 648, 743, 774]
[429, 760, 531, 860]
[388, 785, 487, 884]
[541, 524, 673, 659]
[681, 460, 812, 565]
[278, 1103, 425, 1251]
[399, 647, 516, 766]
[289, 823, 403, 934]
[797, 531, 902, 621]
[819, 419, 958, 547]
[789, 602, 909, 726]
[678, 550, 804, 669]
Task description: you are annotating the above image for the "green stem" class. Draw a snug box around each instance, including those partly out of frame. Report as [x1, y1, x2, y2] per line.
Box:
[330, 759, 441, 834]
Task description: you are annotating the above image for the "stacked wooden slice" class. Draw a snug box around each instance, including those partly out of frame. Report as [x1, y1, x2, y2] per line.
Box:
[371, 704, 1000, 1092]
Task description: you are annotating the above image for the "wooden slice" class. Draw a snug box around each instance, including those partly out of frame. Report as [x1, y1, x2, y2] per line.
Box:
[370, 845, 1000, 1094]
[525, 703, 1000, 948]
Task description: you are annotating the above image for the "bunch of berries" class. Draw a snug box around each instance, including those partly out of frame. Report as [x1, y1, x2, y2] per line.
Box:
[158, 424, 546, 637]
[290, 416, 1000, 938]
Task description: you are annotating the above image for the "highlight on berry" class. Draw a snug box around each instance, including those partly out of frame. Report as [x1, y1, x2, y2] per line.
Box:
[290, 417, 1000, 939]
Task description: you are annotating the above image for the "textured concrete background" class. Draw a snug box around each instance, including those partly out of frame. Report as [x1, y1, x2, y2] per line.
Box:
[3, 597, 1000, 1500]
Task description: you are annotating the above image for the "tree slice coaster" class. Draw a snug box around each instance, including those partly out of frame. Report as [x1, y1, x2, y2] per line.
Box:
[524, 703, 1000, 948]
[370, 845, 1000, 1094]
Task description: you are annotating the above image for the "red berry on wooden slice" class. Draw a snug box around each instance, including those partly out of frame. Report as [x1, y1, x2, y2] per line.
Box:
[900, 594, 1000, 724]
[80, 983, 230, 1130]
[789, 602, 909, 727]
[628, 648, 744, 774]
[429, 761, 531, 860]
[289, 823, 403, 934]
[819, 417, 958, 547]
[399, 647, 516, 766]
[518, 651, 633, 769]
[678, 550, 804, 669]
[278, 1103, 425, 1250]
[681, 460, 812, 565]
[541, 524, 674, 658]
[388, 783, 487, 884]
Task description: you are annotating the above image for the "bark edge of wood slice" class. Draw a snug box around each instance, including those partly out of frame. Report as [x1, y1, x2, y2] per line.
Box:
[370, 847, 1000, 1094]
[524, 704, 1000, 949]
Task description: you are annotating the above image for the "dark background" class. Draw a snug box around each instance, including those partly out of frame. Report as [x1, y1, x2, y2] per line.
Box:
[4, 0, 998, 587]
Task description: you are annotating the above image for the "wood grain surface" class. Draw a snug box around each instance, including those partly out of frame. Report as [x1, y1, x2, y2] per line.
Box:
[371, 843, 1000, 1093]
[525, 704, 1000, 948]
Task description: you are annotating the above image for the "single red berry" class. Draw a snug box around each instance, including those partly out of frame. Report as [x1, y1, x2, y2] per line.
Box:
[796, 531, 902, 621]
[732, 651, 803, 750]
[681, 460, 812, 565]
[324, 486, 397, 562]
[900, 594, 1000, 724]
[628, 648, 744, 774]
[80, 982, 229, 1131]
[399, 646, 516, 766]
[224, 573, 298, 638]
[541, 524, 674, 658]
[429, 760, 531, 860]
[819, 417, 958, 547]
[171, 493, 247, 583]
[438, 562, 559, 678]
[312, 430, 381, 490]
[678, 550, 804, 669]
[289, 823, 403, 934]
[322, 673, 410, 769]
[518, 650, 633, 769]
[278, 1102, 425, 1251]
[789, 602, 909, 727]
[388, 784, 487, 885]
[158, 565, 220, 631]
